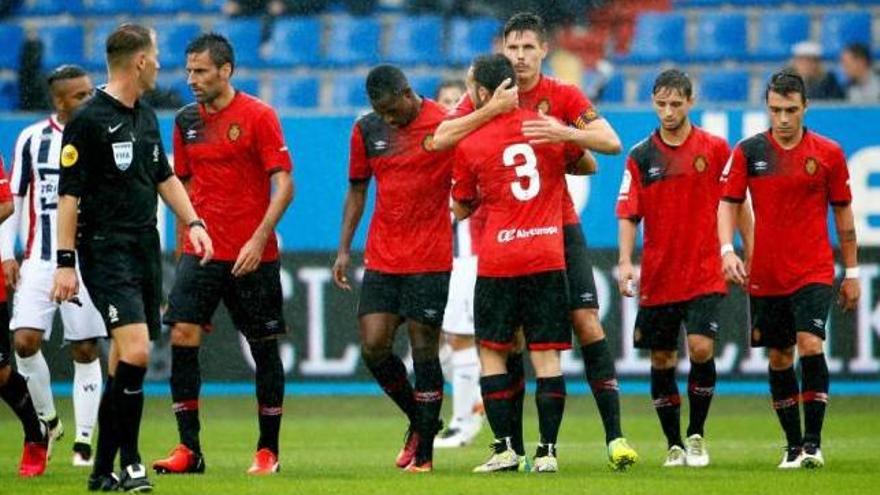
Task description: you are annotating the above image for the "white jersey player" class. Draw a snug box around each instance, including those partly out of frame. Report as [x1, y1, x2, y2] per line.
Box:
[0, 66, 104, 467]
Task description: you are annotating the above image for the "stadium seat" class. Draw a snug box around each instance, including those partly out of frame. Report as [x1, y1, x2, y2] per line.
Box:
[212, 18, 263, 69]
[386, 15, 443, 66]
[325, 16, 380, 67]
[263, 17, 322, 67]
[820, 10, 872, 58]
[750, 12, 810, 62]
[0, 79, 17, 111]
[82, 0, 134, 15]
[331, 73, 368, 108]
[18, 0, 81, 15]
[0, 24, 24, 70]
[692, 12, 746, 62]
[700, 70, 749, 103]
[598, 72, 625, 104]
[621, 13, 685, 64]
[156, 21, 201, 69]
[157, 72, 192, 104]
[636, 70, 663, 103]
[234, 75, 261, 98]
[271, 76, 320, 109]
[85, 21, 118, 71]
[447, 17, 500, 65]
[408, 74, 442, 99]
[40, 25, 85, 70]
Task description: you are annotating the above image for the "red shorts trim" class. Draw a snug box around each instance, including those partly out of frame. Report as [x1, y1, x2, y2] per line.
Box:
[528, 342, 572, 351]
[479, 339, 515, 351]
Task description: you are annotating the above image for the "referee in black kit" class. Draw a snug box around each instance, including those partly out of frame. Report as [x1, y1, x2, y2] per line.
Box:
[51, 23, 213, 492]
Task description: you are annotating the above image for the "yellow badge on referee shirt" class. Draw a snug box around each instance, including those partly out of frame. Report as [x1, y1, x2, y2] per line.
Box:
[61, 144, 78, 167]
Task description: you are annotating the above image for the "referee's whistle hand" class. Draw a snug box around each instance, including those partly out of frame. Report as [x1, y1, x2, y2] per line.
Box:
[51, 267, 79, 303]
[332, 253, 352, 291]
[189, 226, 214, 266]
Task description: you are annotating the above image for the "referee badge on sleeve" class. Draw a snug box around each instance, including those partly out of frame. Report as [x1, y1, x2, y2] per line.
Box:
[61, 144, 78, 167]
[112, 141, 133, 171]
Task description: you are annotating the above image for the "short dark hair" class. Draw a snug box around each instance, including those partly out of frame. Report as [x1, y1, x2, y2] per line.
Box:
[186, 32, 236, 74]
[765, 68, 807, 103]
[366, 64, 409, 102]
[503, 12, 546, 43]
[47, 64, 88, 87]
[435, 79, 465, 99]
[472, 54, 516, 94]
[106, 23, 154, 68]
[844, 42, 871, 65]
[652, 69, 692, 98]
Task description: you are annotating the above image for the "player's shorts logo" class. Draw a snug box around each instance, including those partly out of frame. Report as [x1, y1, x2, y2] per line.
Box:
[694, 155, 708, 173]
[61, 144, 78, 167]
[751, 327, 761, 343]
[422, 134, 434, 152]
[805, 157, 818, 175]
[228, 123, 242, 142]
[111, 142, 133, 171]
[537, 98, 550, 114]
[633, 327, 642, 343]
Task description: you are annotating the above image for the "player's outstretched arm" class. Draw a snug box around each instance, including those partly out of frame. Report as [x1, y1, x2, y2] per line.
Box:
[833, 204, 860, 311]
[232, 171, 294, 277]
[718, 200, 747, 287]
[333, 181, 368, 290]
[522, 115, 622, 155]
[52, 194, 79, 302]
[432, 79, 517, 151]
[617, 219, 638, 297]
[157, 176, 213, 265]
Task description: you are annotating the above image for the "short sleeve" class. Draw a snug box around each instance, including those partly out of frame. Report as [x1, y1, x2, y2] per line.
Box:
[0, 157, 12, 203]
[255, 108, 293, 175]
[448, 94, 475, 119]
[562, 142, 584, 167]
[827, 146, 852, 206]
[712, 138, 732, 180]
[451, 146, 477, 203]
[58, 113, 92, 198]
[153, 137, 174, 184]
[348, 124, 372, 182]
[562, 86, 601, 128]
[172, 123, 190, 179]
[719, 145, 748, 203]
[615, 157, 642, 220]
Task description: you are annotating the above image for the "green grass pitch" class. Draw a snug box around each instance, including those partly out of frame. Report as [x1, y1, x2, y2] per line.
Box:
[2, 395, 879, 494]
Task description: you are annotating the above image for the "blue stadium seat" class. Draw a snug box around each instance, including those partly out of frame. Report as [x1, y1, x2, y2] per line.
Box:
[636, 70, 663, 103]
[234, 75, 260, 98]
[331, 73, 368, 108]
[263, 17, 321, 67]
[408, 74, 442, 99]
[0, 24, 24, 70]
[85, 21, 118, 71]
[599, 73, 625, 104]
[386, 16, 443, 66]
[212, 18, 263, 69]
[820, 10, 872, 58]
[156, 21, 201, 69]
[622, 13, 686, 64]
[751, 12, 810, 62]
[271, 76, 320, 109]
[325, 16, 380, 66]
[40, 25, 85, 70]
[447, 17, 500, 65]
[141, 0, 190, 14]
[157, 72, 192, 104]
[700, 70, 749, 103]
[0, 79, 17, 110]
[82, 0, 134, 14]
[18, 0, 81, 15]
[692, 12, 746, 62]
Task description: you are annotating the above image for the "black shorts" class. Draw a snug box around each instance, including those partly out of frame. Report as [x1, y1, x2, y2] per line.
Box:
[634, 293, 722, 351]
[357, 270, 450, 327]
[750, 283, 832, 349]
[78, 231, 162, 340]
[0, 303, 10, 367]
[564, 224, 599, 310]
[164, 254, 285, 341]
[475, 270, 571, 351]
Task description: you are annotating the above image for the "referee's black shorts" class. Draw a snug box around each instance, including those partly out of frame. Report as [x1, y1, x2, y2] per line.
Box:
[78, 230, 163, 340]
[164, 254, 286, 341]
[564, 224, 600, 310]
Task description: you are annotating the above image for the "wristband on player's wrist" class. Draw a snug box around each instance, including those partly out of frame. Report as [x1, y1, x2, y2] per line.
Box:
[720, 243, 735, 256]
[57, 249, 76, 268]
[845, 267, 860, 279]
[188, 219, 207, 231]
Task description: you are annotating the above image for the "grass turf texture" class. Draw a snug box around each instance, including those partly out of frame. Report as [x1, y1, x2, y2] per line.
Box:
[2, 395, 878, 494]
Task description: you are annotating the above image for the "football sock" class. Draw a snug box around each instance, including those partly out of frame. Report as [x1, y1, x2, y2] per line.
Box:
[15, 350, 57, 421]
[769, 365, 802, 448]
[687, 358, 716, 437]
[480, 374, 513, 441]
[0, 369, 44, 442]
[535, 376, 566, 445]
[73, 358, 102, 445]
[251, 339, 284, 456]
[450, 346, 480, 424]
[170, 345, 202, 453]
[93, 376, 118, 475]
[364, 353, 417, 423]
[582, 339, 623, 443]
[506, 352, 526, 456]
[651, 367, 683, 448]
[114, 361, 146, 467]
[800, 354, 829, 447]
[413, 356, 444, 461]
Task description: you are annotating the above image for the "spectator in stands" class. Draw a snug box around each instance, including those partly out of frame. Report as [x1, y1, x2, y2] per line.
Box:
[840, 43, 879, 104]
[222, 0, 375, 16]
[790, 41, 844, 101]
[17, 33, 48, 111]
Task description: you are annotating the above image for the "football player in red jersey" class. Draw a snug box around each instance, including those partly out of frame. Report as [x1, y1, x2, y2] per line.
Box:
[332, 65, 454, 473]
[718, 69, 860, 469]
[154, 33, 294, 476]
[433, 12, 636, 469]
[617, 69, 752, 468]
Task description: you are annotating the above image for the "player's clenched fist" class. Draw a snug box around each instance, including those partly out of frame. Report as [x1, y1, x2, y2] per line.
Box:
[52, 267, 78, 303]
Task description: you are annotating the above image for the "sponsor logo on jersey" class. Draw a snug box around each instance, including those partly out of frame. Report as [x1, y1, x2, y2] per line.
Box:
[108, 304, 119, 324]
[496, 226, 559, 244]
[228, 123, 242, 142]
[61, 144, 78, 167]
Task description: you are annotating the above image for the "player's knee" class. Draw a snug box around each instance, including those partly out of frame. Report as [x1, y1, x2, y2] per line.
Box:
[360, 343, 391, 367]
[12, 330, 41, 358]
[478, 346, 508, 375]
[688, 337, 714, 363]
[170, 323, 201, 346]
[119, 346, 150, 368]
[448, 334, 475, 350]
[70, 340, 99, 363]
[796, 333, 824, 357]
[768, 347, 795, 370]
[651, 350, 677, 369]
[530, 350, 562, 377]
[572, 309, 605, 345]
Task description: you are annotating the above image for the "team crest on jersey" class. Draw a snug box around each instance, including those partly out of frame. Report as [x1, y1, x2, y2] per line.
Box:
[61, 144, 78, 167]
[422, 134, 434, 152]
[805, 157, 818, 175]
[227, 123, 242, 142]
[536, 98, 551, 114]
[112, 141, 133, 171]
[694, 155, 708, 173]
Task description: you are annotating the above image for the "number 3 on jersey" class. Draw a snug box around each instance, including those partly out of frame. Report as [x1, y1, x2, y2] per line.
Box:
[503, 143, 540, 201]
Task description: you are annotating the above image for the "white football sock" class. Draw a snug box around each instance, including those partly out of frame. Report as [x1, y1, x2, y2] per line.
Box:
[439, 342, 453, 383]
[73, 359, 102, 445]
[451, 346, 481, 425]
[16, 349, 57, 421]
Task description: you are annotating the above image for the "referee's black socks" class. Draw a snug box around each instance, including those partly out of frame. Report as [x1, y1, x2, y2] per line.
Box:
[769, 365, 802, 448]
[114, 361, 146, 467]
[581, 339, 623, 443]
[171, 345, 202, 453]
[250, 339, 284, 455]
[506, 352, 526, 456]
[800, 354, 829, 447]
[93, 375, 117, 475]
[651, 367, 683, 448]
[0, 369, 44, 442]
[364, 352, 417, 424]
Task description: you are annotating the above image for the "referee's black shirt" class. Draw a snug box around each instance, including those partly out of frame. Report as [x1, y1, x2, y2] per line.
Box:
[59, 88, 173, 238]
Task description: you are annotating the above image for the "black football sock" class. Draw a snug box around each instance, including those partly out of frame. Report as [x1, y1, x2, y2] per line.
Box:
[686, 359, 716, 438]
[251, 339, 284, 456]
[0, 369, 44, 442]
[651, 367, 682, 449]
[480, 374, 513, 441]
[506, 352, 526, 455]
[582, 339, 623, 443]
[800, 354, 829, 447]
[365, 352, 417, 423]
[171, 345, 202, 453]
[769, 365, 802, 448]
[92, 376, 117, 476]
[535, 376, 566, 446]
[412, 357, 444, 461]
[114, 361, 146, 467]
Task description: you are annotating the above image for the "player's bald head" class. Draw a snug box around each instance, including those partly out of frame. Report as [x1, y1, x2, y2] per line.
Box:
[366, 65, 411, 103]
